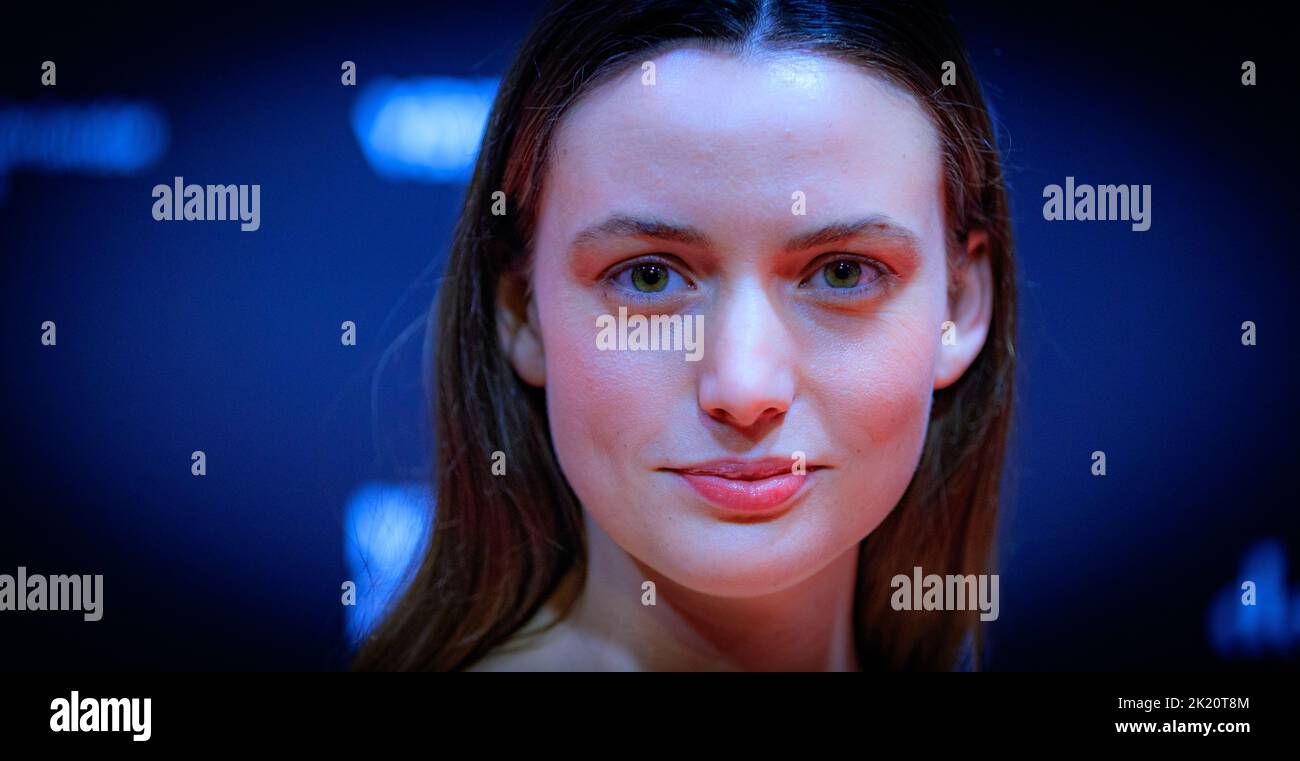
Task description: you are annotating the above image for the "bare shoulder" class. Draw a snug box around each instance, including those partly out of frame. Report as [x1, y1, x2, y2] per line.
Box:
[464, 566, 603, 671]
[464, 634, 566, 671]
[463, 619, 595, 671]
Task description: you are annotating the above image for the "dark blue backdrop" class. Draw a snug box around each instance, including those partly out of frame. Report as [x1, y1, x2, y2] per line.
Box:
[1, 2, 1296, 670]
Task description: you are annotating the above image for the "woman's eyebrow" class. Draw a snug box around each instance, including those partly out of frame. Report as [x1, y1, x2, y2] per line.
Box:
[570, 213, 920, 252]
[571, 214, 710, 249]
[782, 215, 920, 252]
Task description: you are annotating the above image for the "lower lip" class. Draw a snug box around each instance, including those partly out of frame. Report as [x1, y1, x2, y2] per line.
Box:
[676, 471, 813, 515]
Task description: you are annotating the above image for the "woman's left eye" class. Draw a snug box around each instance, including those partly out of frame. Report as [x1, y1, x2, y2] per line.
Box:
[800, 256, 888, 294]
[823, 260, 862, 288]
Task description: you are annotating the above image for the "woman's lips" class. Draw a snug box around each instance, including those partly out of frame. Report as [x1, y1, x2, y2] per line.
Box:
[670, 458, 819, 515]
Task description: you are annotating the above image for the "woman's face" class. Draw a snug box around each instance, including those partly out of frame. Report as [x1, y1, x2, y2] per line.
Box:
[502, 46, 991, 598]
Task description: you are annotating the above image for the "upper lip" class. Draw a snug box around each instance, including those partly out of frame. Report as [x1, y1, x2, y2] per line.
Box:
[669, 457, 820, 480]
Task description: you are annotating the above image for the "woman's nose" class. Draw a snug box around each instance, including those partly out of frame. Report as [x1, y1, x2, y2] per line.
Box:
[696, 282, 796, 430]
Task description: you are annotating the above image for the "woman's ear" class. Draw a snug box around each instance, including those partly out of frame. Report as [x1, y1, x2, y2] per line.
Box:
[496, 269, 547, 387]
[934, 228, 994, 390]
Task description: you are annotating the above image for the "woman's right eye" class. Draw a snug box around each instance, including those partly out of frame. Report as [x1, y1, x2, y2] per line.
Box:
[630, 262, 669, 292]
[607, 258, 692, 297]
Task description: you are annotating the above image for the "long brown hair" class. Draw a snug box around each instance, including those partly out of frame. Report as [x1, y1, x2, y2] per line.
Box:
[353, 0, 1017, 671]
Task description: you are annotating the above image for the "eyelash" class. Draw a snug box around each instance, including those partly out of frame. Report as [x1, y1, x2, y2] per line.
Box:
[602, 253, 895, 300]
[797, 254, 895, 297]
[604, 255, 696, 301]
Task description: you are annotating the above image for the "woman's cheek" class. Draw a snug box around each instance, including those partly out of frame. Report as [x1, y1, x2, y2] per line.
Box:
[813, 315, 937, 472]
[541, 305, 684, 488]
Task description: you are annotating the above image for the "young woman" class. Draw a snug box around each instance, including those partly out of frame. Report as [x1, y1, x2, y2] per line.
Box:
[354, 0, 1017, 671]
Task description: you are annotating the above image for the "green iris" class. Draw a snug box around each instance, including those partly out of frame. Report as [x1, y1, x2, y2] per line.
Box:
[631, 263, 669, 292]
[823, 260, 861, 288]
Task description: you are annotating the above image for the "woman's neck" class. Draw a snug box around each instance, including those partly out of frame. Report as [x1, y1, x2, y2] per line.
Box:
[559, 509, 863, 671]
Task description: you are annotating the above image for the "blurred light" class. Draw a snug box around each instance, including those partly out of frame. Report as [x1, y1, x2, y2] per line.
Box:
[343, 481, 433, 644]
[0, 100, 169, 201]
[1208, 538, 1300, 658]
[350, 77, 499, 183]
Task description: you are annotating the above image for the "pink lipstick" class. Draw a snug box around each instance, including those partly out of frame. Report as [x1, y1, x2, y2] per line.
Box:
[670, 457, 819, 516]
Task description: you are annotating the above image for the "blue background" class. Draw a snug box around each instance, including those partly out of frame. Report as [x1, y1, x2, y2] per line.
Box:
[0, 2, 1296, 670]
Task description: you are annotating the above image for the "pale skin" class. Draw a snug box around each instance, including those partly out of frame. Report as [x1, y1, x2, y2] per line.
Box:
[478, 44, 993, 671]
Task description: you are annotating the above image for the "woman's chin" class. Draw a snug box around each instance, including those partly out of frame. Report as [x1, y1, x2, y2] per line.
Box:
[634, 539, 843, 599]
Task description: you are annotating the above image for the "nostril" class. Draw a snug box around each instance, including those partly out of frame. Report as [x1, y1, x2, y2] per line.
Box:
[708, 405, 784, 429]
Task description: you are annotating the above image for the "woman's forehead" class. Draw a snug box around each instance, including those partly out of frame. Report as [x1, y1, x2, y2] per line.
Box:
[539, 46, 946, 256]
